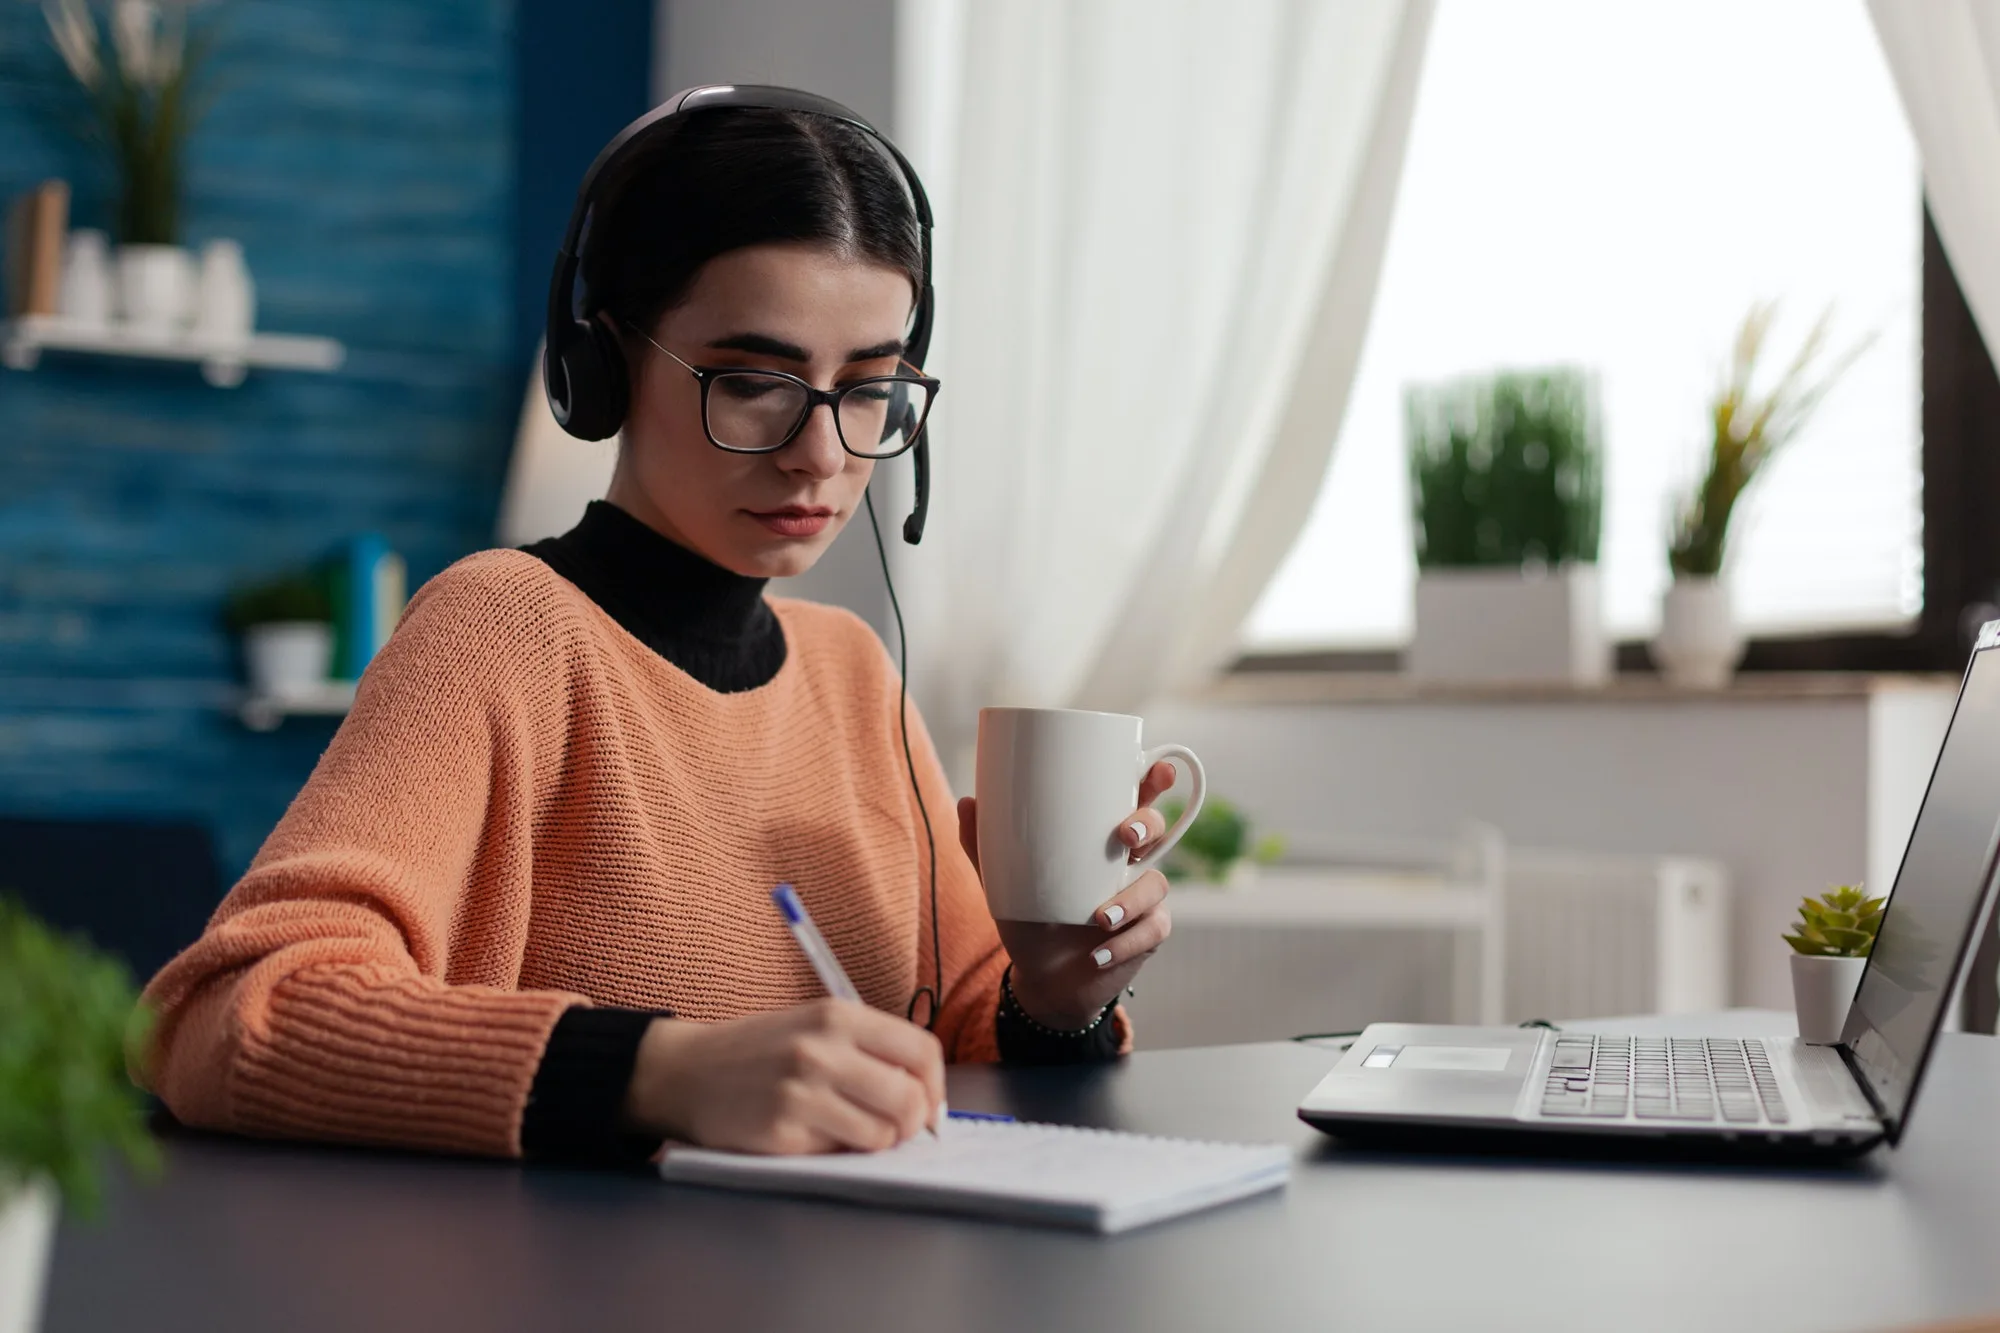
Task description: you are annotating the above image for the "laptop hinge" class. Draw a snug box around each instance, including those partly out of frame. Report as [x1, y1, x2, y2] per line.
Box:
[1835, 1041, 1892, 1132]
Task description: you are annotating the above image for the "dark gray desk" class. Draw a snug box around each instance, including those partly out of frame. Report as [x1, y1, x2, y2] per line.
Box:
[45, 1035, 2000, 1333]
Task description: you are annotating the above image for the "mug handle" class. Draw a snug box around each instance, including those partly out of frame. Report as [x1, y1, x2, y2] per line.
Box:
[1122, 744, 1207, 887]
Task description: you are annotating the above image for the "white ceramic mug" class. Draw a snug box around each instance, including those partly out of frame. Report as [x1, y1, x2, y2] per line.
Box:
[975, 707, 1207, 924]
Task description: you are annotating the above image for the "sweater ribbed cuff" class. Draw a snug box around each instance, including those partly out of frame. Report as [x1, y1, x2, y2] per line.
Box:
[229, 967, 578, 1158]
[521, 1005, 669, 1166]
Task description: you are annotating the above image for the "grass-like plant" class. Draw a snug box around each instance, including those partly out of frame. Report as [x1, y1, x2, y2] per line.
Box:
[1157, 798, 1285, 884]
[1783, 884, 1885, 959]
[1667, 303, 1870, 578]
[1408, 367, 1603, 570]
[39, 0, 220, 245]
[0, 897, 158, 1216]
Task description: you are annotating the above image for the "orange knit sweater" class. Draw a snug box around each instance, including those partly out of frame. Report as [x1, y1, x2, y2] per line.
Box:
[139, 549, 1117, 1158]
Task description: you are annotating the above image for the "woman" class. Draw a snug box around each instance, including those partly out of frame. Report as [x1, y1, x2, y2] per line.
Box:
[138, 96, 1178, 1163]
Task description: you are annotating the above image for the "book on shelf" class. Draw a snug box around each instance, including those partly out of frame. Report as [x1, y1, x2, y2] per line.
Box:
[5, 181, 69, 318]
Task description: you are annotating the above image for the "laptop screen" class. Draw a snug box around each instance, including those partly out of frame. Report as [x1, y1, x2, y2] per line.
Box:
[1844, 631, 2000, 1138]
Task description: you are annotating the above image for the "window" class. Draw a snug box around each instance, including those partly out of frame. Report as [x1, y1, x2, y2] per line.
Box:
[1243, 0, 1921, 653]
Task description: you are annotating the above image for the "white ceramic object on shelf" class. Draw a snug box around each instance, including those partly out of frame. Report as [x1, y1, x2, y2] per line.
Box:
[1790, 952, 1866, 1044]
[242, 621, 335, 700]
[1653, 577, 1745, 690]
[0, 1178, 57, 1333]
[192, 239, 255, 344]
[1408, 565, 1611, 687]
[115, 243, 194, 337]
[57, 228, 112, 329]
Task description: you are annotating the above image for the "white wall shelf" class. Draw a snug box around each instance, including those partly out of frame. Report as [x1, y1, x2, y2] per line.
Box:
[1, 314, 344, 388]
[237, 681, 356, 732]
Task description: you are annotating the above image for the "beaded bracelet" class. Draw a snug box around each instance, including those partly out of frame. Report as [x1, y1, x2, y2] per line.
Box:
[1000, 965, 1117, 1039]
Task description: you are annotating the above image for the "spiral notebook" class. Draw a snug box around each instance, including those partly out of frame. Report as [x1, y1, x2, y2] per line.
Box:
[656, 1117, 1291, 1234]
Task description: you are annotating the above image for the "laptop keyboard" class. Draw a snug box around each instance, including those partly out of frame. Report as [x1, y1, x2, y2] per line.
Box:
[1540, 1036, 1792, 1124]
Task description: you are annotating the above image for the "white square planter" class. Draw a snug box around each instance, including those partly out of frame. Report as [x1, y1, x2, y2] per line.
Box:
[1409, 565, 1611, 687]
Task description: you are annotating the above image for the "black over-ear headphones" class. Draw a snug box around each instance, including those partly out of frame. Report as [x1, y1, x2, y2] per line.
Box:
[543, 83, 936, 545]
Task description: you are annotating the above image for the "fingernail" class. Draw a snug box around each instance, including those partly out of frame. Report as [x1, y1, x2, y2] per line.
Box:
[1128, 821, 1148, 845]
[1093, 946, 1114, 968]
[1102, 904, 1126, 928]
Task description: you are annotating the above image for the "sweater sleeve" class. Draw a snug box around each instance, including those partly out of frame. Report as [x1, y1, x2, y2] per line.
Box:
[886, 685, 1133, 1064]
[135, 559, 587, 1158]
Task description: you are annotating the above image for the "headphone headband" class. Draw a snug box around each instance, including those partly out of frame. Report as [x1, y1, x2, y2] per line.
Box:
[543, 84, 935, 542]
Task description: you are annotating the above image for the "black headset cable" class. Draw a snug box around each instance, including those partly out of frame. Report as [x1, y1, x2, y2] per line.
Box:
[863, 486, 944, 1030]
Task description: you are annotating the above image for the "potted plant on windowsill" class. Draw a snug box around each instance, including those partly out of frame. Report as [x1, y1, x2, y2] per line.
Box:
[1406, 367, 1608, 686]
[1784, 884, 1883, 1044]
[226, 571, 334, 701]
[1158, 797, 1285, 890]
[1, 898, 158, 1333]
[1656, 303, 1869, 689]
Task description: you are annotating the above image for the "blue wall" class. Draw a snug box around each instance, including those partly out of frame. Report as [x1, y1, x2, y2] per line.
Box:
[0, 0, 530, 878]
[514, 0, 654, 367]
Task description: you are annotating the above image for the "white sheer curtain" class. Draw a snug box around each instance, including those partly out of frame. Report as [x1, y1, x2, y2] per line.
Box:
[1869, 0, 2000, 357]
[896, 0, 1435, 774]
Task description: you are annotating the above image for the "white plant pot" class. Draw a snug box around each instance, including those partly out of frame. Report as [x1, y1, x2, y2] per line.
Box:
[192, 238, 255, 344]
[0, 1178, 57, 1333]
[1790, 953, 1867, 1044]
[58, 229, 113, 329]
[243, 621, 334, 700]
[1409, 565, 1610, 687]
[1653, 577, 1744, 690]
[115, 243, 195, 338]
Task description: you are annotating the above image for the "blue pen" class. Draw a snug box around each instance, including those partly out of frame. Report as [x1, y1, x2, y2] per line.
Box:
[770, 883, 862, 1002]
[771, 883, 942, 1137]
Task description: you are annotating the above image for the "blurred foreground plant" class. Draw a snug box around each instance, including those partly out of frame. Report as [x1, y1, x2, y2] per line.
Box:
[0, 897, 158, 1215]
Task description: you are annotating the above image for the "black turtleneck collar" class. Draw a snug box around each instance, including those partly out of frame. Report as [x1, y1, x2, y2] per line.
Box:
[523, 500, 787, 693]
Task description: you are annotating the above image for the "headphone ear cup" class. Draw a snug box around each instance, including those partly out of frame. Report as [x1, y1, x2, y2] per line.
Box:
[546, 320, 629, 442]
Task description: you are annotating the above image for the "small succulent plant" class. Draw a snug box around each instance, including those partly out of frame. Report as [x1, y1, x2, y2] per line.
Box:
[1783, 884, 1885, 958]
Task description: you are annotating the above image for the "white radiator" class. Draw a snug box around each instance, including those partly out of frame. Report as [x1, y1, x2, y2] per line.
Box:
[1124, 835, 1729, 1049]
[1501, 848, 1729, 1023]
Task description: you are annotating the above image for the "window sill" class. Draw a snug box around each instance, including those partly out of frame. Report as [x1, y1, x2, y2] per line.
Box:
[1190, 669, 1957, 708]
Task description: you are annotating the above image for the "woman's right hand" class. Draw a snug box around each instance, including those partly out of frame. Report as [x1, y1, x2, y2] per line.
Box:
[622, 999, 945, 1154]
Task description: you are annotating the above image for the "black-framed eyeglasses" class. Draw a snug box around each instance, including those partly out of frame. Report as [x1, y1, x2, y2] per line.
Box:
[632, 328, 939, 460]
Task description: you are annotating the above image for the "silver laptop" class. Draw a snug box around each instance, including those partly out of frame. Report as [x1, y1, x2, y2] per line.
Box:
[1298, 621, 2000, 1159]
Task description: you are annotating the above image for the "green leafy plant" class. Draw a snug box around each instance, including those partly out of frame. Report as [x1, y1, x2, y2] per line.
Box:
[39, 0, 221, 245]
[0, 897, 158, 1215]
[1157, 798, 1286, 884]
[224, 570, 332, 632]
[1668, 303, 1871, 578]
[1408, 367, 1603, 570]
[1783, 884, 1885, 958]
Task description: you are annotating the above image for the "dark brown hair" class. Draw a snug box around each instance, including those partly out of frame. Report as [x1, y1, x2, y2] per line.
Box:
[580, 107, 924, 338]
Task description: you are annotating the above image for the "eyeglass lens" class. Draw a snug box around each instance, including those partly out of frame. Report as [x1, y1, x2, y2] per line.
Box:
[705, 373, 931, 458]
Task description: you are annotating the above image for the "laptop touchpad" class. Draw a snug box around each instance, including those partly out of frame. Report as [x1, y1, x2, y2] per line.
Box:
[1393, 1045, 1513, 1072]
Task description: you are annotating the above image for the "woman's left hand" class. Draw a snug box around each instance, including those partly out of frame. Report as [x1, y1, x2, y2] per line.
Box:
[957, 759, 1180, 1032]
